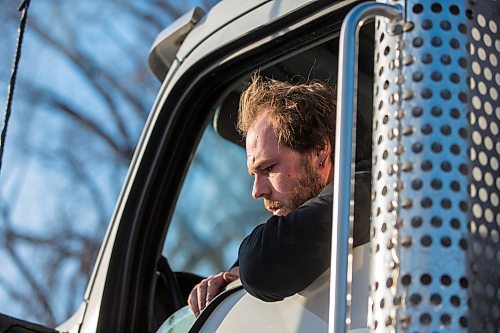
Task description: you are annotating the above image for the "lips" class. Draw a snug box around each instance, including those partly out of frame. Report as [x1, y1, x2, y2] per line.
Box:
[269, 206, 280, 213]
[264, 200, 284, 214]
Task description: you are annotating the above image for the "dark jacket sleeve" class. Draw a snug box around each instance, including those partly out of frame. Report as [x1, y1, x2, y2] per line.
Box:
[238, 188, 333, 302]
[238, 169, 371, 302]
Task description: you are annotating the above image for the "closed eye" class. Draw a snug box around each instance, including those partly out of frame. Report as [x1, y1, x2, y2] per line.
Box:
[265, 164, 275, 173]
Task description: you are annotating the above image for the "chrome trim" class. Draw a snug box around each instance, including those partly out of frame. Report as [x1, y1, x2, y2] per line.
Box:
[329, 3, 402, 333]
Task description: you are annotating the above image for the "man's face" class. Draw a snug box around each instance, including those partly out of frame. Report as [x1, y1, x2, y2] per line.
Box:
[246, 113, 325, 216]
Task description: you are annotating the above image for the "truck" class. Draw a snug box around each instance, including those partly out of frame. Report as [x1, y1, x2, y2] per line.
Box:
[1, 0, 498, 332]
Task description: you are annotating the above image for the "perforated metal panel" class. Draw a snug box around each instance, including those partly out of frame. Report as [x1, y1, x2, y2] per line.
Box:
[466, 1, 500, 332]
[370, 0, 499, 332]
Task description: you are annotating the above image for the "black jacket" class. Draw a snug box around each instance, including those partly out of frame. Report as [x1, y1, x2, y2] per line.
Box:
[238, 165, 371, 302]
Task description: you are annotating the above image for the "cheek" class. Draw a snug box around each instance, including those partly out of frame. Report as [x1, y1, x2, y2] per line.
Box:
[270, 173, 293, 193]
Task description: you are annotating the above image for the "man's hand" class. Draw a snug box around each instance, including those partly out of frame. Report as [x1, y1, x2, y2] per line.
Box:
[188, 266, 240, 317]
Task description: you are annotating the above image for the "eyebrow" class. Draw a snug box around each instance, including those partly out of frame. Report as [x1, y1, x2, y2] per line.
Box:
[248, 157, 272, 175]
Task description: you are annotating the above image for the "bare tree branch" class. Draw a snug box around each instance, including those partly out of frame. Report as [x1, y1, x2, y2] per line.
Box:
[27, 16, 146, 136]
[21, 83, 133, 161]
[120, 2, 171, 32]
[1, 210, 56, 325]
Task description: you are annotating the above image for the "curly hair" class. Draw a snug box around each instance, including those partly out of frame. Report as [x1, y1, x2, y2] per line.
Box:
[237, 74, 337, 159]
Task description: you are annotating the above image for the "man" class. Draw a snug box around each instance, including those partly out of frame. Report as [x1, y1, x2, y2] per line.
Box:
[188, 75, 370, 317]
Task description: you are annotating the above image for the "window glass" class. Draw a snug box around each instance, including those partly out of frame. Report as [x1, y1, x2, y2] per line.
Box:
[162, 120, 269, 277]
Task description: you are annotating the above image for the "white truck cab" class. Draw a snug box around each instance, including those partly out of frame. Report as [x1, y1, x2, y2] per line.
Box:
[1, 1, 497, 332]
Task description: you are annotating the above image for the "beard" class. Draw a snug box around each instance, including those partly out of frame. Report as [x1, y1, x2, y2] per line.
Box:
[264, 157, 325, 216]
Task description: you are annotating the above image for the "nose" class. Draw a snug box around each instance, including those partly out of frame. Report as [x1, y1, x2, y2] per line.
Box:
[252, 174, 271, 199]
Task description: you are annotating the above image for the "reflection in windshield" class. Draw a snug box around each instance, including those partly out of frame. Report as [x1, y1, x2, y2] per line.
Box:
[156, 306, 194, 333]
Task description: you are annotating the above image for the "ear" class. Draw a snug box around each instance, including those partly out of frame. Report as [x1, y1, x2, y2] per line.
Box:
[314, 139, 332, 167]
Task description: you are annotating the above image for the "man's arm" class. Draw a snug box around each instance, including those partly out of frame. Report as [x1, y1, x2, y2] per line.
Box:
[188, 172, 370, 312]
[238, 172, 370, 302]
[238, 187, 333, 302]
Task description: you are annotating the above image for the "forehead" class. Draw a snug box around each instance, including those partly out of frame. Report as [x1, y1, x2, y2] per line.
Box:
[247, 111, 275, 143]
[245, 113, 285, 167]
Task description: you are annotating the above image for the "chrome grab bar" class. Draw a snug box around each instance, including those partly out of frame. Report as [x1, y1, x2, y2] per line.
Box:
[329, 3, 402, 333]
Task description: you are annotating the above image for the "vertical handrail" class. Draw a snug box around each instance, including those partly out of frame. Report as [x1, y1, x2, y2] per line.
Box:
[329, 3, 402, 333]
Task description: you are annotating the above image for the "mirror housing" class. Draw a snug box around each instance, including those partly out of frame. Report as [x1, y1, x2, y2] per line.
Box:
[148, 7, 205, 81]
